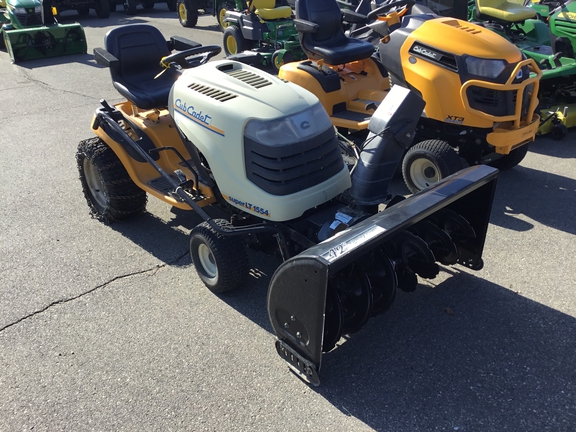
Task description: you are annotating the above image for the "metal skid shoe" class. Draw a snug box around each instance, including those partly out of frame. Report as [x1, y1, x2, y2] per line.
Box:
[267, 165, 498, 386]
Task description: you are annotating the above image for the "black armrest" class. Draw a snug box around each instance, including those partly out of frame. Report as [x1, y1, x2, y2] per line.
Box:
[169, 36, 202, 51]
[342, 9, 370, 24]
[294, 18, 320, 33]
[93, 47, 119, 69]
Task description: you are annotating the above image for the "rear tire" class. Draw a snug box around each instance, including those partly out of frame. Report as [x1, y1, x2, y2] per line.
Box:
[223, 25, 249, 56]
[95, 0, 111, 18]
[217, 0, 235, 31]
[177, 0, 198, 27]
[124, 0, 137, 15]
[76, 137, 147, 223]
[189, 220, 249, 294]
[402, 139, 463, 193]
[142, 0, 154, 8]
[489, 143, 529, 170]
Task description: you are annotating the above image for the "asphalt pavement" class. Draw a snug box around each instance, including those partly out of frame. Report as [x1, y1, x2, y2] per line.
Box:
[1, 7, 575, 431]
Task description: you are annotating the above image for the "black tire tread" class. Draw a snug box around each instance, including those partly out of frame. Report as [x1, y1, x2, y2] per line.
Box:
[178, 0, 198, 27]
[190, 219, 249, 294]
[402, 139, 463, 193]
[77, 137, 147, 223]
[223, 25, 249, 56]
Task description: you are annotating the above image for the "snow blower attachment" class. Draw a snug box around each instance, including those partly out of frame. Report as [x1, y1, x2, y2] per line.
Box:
[267, 87, 498, 385]
[0, 0, 87, 63]
[80, 24, 499, 385]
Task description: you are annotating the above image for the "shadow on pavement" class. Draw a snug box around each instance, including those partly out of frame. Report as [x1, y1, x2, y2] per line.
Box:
[220, 266, 576, 431]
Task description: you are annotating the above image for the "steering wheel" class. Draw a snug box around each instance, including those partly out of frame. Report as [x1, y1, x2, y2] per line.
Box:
[160, 45, 222, 70]
[367, 0, 416, 20]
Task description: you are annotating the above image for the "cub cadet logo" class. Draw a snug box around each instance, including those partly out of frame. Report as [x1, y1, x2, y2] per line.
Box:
[445, 115, 465, 124]
[174, 99, 225, 136]
[411, 44, 441, 61]
[300, 121, 310, 130]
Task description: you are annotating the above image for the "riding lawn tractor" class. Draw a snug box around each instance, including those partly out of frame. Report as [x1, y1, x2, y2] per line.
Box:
[277, 0, 540, 193]
[77, 23, 498, 385]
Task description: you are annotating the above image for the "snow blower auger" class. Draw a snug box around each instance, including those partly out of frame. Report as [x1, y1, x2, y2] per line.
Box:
[279, 0, 540, 193]
[0, 0, 86, 63]
[78, 24, 498, 385]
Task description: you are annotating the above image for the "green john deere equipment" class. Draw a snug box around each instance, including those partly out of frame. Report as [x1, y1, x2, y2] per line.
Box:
[526, 0, 576, 58]
[79, 23, 499, 385]
[222, 0, 306, 69]
[0, 0, 86, 63]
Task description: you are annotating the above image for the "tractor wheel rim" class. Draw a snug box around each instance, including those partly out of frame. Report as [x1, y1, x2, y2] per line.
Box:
[83, 158, 107, 209]
[226, 36, 237, 54]
[219, 9, 229, 28]
[198, 243, 217, 279]
[274, 55, 282, 69]
[178, 3, 187, 20]
[410, 158, 440, 190]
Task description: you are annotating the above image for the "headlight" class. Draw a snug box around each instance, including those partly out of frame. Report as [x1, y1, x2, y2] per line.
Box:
[245, 103, 332, 146]
[13, 7, 26, 13]
[35, 5, 42, 12]
[465, 56, 507, 79]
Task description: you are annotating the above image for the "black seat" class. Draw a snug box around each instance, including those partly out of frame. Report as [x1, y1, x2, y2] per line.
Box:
[103, 24, 180, 109]
[295, 0, 375, 65]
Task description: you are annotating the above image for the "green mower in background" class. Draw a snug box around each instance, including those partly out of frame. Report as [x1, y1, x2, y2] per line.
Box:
[0, 0, 87, 63]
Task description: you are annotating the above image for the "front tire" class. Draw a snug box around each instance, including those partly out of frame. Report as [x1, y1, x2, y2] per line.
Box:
[76, 137, 147, 223]
[489, 143, 529, 170]
[223, 25, 250, 56]
[189, 220, 249, 294]
[177, 0, 198, 27]
[402, 139, 464, 193]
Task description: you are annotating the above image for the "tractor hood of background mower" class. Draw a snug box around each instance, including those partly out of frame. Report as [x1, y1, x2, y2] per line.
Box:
[406, 16, 523, 62]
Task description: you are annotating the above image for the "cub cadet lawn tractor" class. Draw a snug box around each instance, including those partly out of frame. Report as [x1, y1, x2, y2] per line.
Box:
[418, 0, 576, 138]
[78, 23, 498, 385]
[278, 0, 540, 193]
[0, 0, 86, 62]
[222, 0, 306, 69]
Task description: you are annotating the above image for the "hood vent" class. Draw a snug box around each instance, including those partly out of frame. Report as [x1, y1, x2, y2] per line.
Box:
[226, 69, 273, 89]
[187, 82, 237, 102]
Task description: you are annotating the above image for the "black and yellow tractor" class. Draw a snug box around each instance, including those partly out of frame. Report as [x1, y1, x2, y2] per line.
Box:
[279, 0, 541, 192]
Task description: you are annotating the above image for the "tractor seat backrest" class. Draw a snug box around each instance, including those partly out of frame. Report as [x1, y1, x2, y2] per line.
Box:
[476, 0, 537, 23]
[104, 24, 181, 110]
[296, 0, 375, 65]
[247, 0, 292, 20]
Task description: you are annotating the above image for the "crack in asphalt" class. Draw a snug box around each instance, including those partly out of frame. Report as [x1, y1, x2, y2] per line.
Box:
[0, 251, 190, 333]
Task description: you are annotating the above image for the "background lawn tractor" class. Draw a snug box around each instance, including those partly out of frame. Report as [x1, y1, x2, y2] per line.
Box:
[222, 0, 306, 69]
[527, 0, 576, 58]
[278, 0, 541, 193]
[78, 23, 498, 385]
[176, 0, 211, 27]
[417, 0, 576, 138]
[0, 0, 87, 62]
